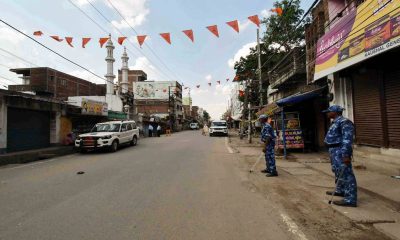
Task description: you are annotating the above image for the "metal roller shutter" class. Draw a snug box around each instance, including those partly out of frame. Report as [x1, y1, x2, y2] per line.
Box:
[352, 70, 384, 146]
[384, 70, 400, 148]
[7, 108, 50, 152]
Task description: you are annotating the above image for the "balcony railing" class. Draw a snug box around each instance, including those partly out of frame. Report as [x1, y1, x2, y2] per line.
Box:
[269, 47, 306, 89]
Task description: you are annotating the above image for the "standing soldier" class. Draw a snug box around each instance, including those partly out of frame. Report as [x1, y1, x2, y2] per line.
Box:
[323, 105, 357, 207]
[259, 114, 278, 177]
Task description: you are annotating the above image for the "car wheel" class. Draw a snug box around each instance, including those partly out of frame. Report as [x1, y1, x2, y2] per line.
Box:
[110, 140, 118, 152]
[131, 136, 137, 146]
[80, 148, 87, 154]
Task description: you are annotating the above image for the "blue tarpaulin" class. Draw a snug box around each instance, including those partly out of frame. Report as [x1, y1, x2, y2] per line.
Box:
[276, 88, 323, 107]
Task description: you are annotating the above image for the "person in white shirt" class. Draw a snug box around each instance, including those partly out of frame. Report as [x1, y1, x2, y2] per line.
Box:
[157, 125, 162, 137]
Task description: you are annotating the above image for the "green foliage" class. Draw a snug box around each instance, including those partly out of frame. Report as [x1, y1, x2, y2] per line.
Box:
[203, 111, 210, 122]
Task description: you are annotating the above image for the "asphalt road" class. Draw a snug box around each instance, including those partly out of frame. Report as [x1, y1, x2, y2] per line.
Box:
[0, 131, 296, 240]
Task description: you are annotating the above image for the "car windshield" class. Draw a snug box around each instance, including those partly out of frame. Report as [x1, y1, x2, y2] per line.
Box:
[211, 122, 227, 127]
[91, 123, 121, 132]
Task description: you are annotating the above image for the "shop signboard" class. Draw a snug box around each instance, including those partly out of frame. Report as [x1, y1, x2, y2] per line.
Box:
[314, 0, 400, 80]
[275, 112, 305, 149]
[81, 98, 108, 116]
[133, 81, 179, 100]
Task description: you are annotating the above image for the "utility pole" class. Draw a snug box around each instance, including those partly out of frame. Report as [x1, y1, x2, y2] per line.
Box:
[257, 28, 263, 107]
[247, 79, 252, 144]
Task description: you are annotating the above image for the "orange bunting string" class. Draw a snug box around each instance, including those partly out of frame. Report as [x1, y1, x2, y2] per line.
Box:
[33, 31, 43, 36]
[99, 37, 109, 48]
[160, 33, 171, 44]
[50, 36, 63, 42]
[182, 29, 194, 42]
[137, 35, 147, 47]
[226, 20, 239, 33]
[271, 7, 283, 16]
[206, 25, 219, 38]
[65, 37, 74, 47]
[118, 37, 127, 45]
[239, 90, 245, 97]
[82, 38, 91, 48]
[248, 15, 260, 27]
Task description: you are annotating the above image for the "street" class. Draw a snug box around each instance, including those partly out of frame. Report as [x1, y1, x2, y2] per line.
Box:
[0, 131, 296, 240]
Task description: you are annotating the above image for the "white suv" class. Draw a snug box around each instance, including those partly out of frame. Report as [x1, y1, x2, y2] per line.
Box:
[190, 122, 199, 130]
[75, 120, 139, 153]
[209, 120, 228, 137]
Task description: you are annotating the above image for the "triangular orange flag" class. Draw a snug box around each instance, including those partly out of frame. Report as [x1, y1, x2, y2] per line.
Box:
[206, 25, 219, 38]
[99, 37, 109, 48]
[196, 85, 200, 88]
[137, 35, 147, 47]
[65, 37, 74, 47]
[271, 7, 283, 16]
[118, 37, 127, 45]
[160, 33, 171, 44]
[226, 78, 230, 82]
[208, 83, 212, 86]
[248, 15, 260, 27]
[182, 29, 194, 42]
[217, 81, 221, 85]
[226, 20, 239, 33]
[33, 31, 43, 36]
[82, 38, 91, 48]
[50, 36, 63, 42]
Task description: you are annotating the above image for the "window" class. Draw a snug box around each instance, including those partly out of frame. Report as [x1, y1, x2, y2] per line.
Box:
[127, 124, 132, 130]
[121, 123, 128, 132]
[132, 122, 137, 129]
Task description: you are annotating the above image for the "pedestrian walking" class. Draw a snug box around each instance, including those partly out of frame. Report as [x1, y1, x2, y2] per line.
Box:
[148, 124, 153, 137]
[157, 124, 162, 137]
[259, 114, 278, 177]
[202, 124, 209, 136]
[323, 105, 357, 207]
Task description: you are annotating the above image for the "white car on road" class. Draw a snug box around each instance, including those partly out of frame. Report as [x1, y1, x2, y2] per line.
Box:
[190, 122, 199, 130]
[209, 120, 228, 137]
[75, 120, 139, 153]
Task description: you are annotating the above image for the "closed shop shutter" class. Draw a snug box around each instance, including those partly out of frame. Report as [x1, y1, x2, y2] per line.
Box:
[352, 70, 384, 146]
[7, 108, 50, 152]
[384, 69, 400, 148]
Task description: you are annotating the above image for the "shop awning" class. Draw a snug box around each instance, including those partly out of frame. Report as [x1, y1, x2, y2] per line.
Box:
[257, 102, 281, 116]
[276, 87, 324, 107]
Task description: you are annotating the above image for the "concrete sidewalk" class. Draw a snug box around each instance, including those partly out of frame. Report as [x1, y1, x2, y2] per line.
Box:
[0, 146, 75, 167]
[228, 133, 400, 240]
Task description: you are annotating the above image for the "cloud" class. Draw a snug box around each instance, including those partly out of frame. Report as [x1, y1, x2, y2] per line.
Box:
[239, 20, 251, 32]
[227, 42, 257, 69]
[108, 0, 150, 29]
[69, 69, 105, 84]
[0, 26, 26, 47]
[205, 74, 212, 82]
[261, 9, 272, 18]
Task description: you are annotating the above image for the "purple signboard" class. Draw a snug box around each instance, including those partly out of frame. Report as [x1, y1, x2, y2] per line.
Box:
[316, 10, 357, 65]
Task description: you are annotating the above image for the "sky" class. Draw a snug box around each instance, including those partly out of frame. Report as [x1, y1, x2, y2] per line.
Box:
[0, 0, 306, 119]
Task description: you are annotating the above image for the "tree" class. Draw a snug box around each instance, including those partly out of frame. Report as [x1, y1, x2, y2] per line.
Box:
[203, 111, 210, 122]
[232, 0, 307, 106]
[262, 0, 306, 53]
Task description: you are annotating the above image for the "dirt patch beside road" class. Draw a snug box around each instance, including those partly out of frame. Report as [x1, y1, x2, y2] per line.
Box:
[230, 136, 391, 240]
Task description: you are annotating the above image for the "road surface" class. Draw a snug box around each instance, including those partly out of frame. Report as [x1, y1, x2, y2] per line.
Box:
[0, 131, 298, 240]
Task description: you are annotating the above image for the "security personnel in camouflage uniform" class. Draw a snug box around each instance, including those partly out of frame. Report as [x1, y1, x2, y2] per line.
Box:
[323, 105, 357, 207]
[259, 114, 278, 177]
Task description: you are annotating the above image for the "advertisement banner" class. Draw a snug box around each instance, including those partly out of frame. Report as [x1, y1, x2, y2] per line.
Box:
[314, 0, 400, 80]
[133, 81, 179, 100]
[81, 98, 108, 116]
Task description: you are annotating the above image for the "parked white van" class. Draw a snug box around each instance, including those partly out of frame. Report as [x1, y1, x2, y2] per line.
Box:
[209, 120, 228, 137]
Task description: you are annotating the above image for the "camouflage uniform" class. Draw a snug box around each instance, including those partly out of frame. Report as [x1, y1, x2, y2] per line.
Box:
[324, 115, 357, 205]
[261, 122, 277, 174]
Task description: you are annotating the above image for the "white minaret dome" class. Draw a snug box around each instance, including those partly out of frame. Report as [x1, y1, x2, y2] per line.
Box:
[121, 47, 129, 94]
[105, 34, 115, 95]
